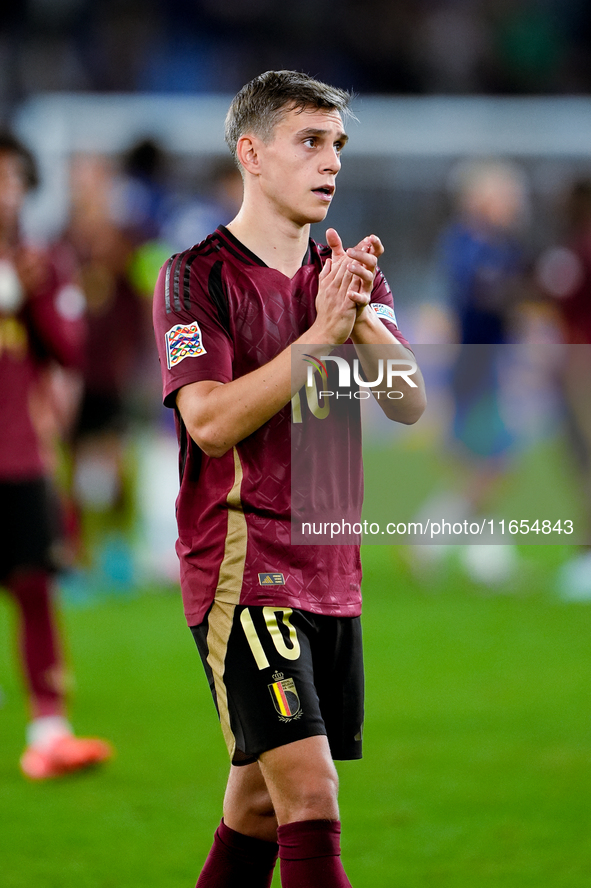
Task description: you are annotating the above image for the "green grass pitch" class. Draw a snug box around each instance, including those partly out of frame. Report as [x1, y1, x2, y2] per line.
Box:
[1, 545, 590, 887]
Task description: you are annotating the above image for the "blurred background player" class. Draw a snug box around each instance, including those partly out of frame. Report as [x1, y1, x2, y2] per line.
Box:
[413, 158, 530, 585]
[58, 152, 148, 592]
[441, 158, 528, 346]
[0, 130, 113, 779]
[161, 157, 243, 253]
[535, 178, 591, 597]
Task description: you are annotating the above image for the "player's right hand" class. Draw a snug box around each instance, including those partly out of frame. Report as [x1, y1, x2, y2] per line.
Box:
[313, 252, 358, 344]
[313, 227, 383, 343]
[325, 228, 377, 307]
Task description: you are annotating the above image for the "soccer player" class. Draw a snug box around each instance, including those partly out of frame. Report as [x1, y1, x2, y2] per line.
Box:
[0, 131, 113, 779]
[153, 71, 426, 887]
[536, 178, 591, 596]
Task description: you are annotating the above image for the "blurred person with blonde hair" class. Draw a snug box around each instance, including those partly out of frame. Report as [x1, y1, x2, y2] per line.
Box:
[0, 131, 112, 779]
[443, 157, 529, 344]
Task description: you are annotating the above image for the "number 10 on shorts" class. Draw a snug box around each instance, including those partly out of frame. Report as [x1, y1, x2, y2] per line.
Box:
[240, 607, 301, 669]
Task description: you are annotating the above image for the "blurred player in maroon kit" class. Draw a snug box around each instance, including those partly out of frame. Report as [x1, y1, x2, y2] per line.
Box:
[536, 178, 591, 597]
[58, 153, 150, 583]
[0, 131, 112, 779]
[153, 71, 426, 887]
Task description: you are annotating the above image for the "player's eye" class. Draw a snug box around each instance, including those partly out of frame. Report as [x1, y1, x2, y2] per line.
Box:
[304, 137, 316, 148]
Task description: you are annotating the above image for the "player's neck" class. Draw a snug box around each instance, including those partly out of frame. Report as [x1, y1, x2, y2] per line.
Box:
[226, 208, 310, 279]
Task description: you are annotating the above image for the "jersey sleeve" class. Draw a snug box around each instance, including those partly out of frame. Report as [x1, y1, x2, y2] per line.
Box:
[369, 267, 410, 347]
[153, 253, 234, 408]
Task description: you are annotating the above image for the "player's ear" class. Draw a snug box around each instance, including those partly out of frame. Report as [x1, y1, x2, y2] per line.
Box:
[236, 135, 260, 176]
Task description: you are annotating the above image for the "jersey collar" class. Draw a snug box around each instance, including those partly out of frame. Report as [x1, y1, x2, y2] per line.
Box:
[216, 225, 315, 269]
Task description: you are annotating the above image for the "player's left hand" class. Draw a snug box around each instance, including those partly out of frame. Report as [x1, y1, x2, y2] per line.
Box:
[325, 228, 378, 307]
[351, 233, 384, 260]
[326, 228, 384, 263]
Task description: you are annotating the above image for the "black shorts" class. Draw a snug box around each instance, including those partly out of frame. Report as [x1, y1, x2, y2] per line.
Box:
[191, 603, 364, 766]
[74, 391, 126, 438]
[0, 478, 60, 583]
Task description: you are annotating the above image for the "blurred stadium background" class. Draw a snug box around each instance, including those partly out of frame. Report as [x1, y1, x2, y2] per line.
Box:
[1, 2, 591, 886]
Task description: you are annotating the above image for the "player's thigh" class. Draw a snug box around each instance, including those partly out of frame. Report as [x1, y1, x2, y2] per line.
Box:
[191, 603, 327, 765]
[224, 760, 272, 814]
[311, 614, 364, 762]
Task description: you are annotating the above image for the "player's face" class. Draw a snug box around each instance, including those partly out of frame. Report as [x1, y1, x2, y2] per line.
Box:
[256, 106, 347, 227]
[0, 152, 27, 235]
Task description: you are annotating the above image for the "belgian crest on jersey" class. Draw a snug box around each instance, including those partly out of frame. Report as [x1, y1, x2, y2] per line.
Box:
[165, 321, 206, 369]
[268, 672, 301, 720]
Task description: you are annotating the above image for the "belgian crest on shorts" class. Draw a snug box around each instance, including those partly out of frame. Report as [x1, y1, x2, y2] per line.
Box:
[268, 672, 301, 721]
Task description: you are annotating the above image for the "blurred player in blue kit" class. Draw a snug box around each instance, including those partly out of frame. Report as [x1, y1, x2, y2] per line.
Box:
[153, 71, 425, 887]
[432, 159, 529, 584]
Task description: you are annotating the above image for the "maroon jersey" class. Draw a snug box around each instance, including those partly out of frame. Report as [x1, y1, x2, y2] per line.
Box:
[0, 245, 85, 480]
[153, 225, 409, 626]
[559, 230, 591, 344]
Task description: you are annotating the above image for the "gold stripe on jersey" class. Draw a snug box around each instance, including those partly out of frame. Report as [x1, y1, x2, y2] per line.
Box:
[206, 446, 248, 758]
[206, 600, 238, 757]
[216, 446, 248, 600]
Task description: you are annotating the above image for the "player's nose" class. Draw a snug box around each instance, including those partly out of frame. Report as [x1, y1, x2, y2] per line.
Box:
[320, 145, 341, 175]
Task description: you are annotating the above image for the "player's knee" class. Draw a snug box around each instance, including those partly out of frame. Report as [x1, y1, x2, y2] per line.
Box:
[227, 785, 277, 841]
[285, 772, 339, 820]
[246, 785, 276, 821]
[303, 772, 339, 805]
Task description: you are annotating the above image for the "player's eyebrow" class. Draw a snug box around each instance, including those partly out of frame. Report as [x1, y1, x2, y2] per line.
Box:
[296, 127, 349, 145]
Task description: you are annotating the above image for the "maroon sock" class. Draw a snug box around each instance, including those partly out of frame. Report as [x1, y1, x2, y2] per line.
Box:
[8, 570, 66, 718]
[277, 819, 352, 887]
[196, 819, 278, 887]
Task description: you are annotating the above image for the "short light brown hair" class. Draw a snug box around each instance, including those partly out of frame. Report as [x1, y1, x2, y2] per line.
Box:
[225, 70, 351, 166]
